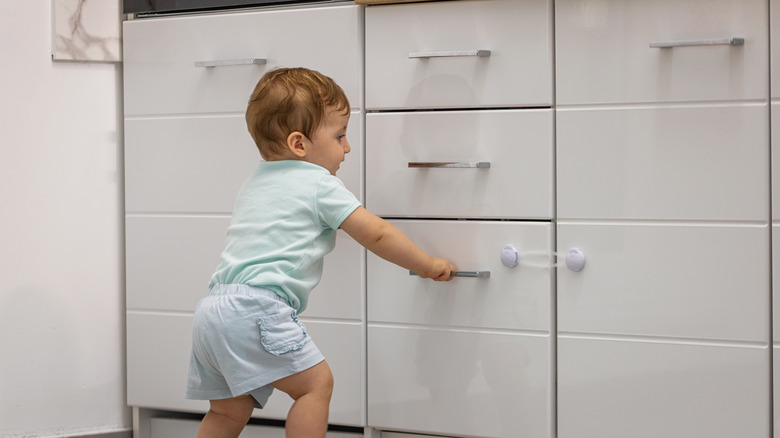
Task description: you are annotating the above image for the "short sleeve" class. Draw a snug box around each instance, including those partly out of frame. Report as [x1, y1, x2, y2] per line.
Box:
[316, 175, 361, 230]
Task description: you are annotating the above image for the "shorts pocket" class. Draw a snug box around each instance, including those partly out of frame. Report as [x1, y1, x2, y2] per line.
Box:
[257, 308, 308, 356]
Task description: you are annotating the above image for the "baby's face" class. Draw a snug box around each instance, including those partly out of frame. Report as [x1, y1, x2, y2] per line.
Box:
[305, 108, 351, 176]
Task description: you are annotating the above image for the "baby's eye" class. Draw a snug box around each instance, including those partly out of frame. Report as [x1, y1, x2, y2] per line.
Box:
[337, 135, 345, 142]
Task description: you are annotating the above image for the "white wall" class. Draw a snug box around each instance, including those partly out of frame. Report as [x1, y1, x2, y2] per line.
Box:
[0, 1, 130, 436]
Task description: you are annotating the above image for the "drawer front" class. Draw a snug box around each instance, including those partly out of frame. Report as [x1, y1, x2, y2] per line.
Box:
[124, 116, 259, 213]
[365, 0, 552, 110]
[368, 221, 553, 332]
[126, 216, 364, 320]
[557, 223, 770, 343]
[556, 0, 768, 105]
[557, 105, 769, 221]
[368, 326, 549, 438]
[366, 110, 553, 219]
[125, 111, 362, 214]
[127, 313, 364, 426]
[123, 5, 362, 116]
[558, 337, 769, 438]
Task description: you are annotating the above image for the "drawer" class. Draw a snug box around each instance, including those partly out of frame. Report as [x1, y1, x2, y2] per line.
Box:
[126, 216, 364, 320]
[368, 220, 553, 332]
[367, 325, 550, 438]
[127, 312, 365, 426]
[556, 0, 768, 105]
[557, 223, 770, 343]
[125, 111, 362, 214]
[557, 104, 769, 221]
[123, 5, 362, 116]
[365, 0, 552, 110]
[558, 337, 769, 438]
[366, 110, 553, 219]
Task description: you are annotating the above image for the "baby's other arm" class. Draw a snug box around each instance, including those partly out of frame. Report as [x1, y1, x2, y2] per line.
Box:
[340, 207, 455, 281]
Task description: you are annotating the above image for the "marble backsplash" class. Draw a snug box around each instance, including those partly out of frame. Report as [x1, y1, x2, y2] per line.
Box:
[52, 0, 120, 62]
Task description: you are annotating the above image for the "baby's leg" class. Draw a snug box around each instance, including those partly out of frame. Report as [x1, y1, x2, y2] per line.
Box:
[272, 360, 334, 438]
[196, 394, 255, 438]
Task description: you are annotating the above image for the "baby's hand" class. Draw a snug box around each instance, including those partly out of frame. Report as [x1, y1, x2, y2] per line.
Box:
[419, 257, 457, 282]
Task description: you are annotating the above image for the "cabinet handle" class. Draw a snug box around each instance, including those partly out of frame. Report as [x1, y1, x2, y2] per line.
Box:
[649, 37, 744, 48]
[408, 161, 491, 169]
[194, 58, 267, 68]
[408, 49, 491, 59]
[410, 270, 491, 278]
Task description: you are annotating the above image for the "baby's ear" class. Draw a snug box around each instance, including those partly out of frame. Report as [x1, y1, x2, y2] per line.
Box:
[286, 132, 308, 158]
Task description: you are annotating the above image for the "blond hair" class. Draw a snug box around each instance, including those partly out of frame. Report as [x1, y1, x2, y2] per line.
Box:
[245, 67, 350, 159]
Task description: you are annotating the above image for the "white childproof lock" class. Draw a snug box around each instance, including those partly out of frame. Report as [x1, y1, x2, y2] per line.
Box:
[500, 244, 586, 271]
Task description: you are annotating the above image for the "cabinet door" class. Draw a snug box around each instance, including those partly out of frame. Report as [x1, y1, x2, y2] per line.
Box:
[366, 110, 553, 219]
[557, 105, 769, 222]
[127, 313, 364, 426]
[556, 222, 770, 437]
[368, 326, 549, 438]
[123, 5, 362, 116]
[556, 0, 768, 105]
[558, 337, 769, 438]
[365, 0, 552, 110]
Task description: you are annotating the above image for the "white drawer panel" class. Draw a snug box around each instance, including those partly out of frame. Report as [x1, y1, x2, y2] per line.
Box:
[557, 223, 770, 343]
[368, 326, 550, 438]
[558, 336, 769, 438]
[557, 105, 769, 221]
[556, 0, 768, 105]
[123, 5, 362, 116]
[126, 216, 363, 320]
[366, 110, 553, 219]
[125, 111, 362, 213]
[368, 221, 553, 332]
[124, 116, 259, 213]
[774, 224, 780, 342]
[127, 313, 364, 426]
[365, 0, 552, 110]
[775, 344, 780, 438]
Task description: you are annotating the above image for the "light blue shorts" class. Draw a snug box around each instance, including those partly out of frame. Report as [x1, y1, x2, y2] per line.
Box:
[185, 284, 324, 408]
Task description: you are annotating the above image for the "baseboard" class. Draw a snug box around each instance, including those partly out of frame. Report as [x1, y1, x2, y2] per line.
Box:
[69, 430, 133, 438]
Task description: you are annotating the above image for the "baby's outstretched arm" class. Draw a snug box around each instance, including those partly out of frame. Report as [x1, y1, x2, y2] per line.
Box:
[340, 207, 456, 281]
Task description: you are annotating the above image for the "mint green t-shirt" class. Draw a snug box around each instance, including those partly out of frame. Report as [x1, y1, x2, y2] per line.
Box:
[209, 160, 361, 312]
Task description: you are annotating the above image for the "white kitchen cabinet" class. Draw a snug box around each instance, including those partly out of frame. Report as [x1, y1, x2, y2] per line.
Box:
[365, 0, 553, 110]
[123, 3, 366, 432]
[556, 0, 771, 436]
[556, 0, 768, 105]
[364, 1, 554, 437]
[365, 110, 553, 220]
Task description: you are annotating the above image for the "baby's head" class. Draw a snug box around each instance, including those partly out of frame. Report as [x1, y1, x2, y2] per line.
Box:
[246, 67, 350, 160]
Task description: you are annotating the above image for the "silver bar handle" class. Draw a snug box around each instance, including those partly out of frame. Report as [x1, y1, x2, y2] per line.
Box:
[408, 161, 491, 169]
[409, 49, 491, 59]
[410, 270, 491, 278]
[649, 37, 744, 48]
[194, 58, 267, 68]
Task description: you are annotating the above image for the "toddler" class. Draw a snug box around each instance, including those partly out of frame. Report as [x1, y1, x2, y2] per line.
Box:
[185, 67, 455, 438]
